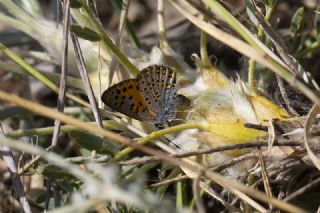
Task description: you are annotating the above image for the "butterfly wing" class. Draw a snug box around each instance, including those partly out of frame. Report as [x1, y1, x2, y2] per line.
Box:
[137, 65, 177, 123]
[101, 79, 155, 121]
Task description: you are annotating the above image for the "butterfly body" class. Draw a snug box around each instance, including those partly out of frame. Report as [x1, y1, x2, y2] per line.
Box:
[101, 65, 177, 126]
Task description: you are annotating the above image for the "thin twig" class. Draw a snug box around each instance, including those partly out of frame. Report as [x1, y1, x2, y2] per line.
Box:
[71, 34, 103, 129]
[71, 19, 103, 158]
[46, 0, 71, 208]
[51, 0, 70, 147]
[18, 146, 54, 175]
[150, 175, 189, 187]
[119, 156, 160, 165]
[0, 124, 31, 213]
[192, 176, 206, 213]
[211, 153, 258, 172]
[284, 176, 320, 202]
[173, 141, 301, 158]
[108, 0, 130, 85]
[258, 148, 273, 210]
[252, 160, 304, 191]
[158, 0, 169, 49]
[267, 119, 276, 154]
[67, 155, 110, 164]
[231, 188, 267, 212]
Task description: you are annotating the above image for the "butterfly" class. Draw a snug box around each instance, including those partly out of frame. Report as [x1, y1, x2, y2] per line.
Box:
[101, 65, 178, 127]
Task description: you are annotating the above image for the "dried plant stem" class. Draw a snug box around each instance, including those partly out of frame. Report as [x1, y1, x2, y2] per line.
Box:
[192, 176, 205, 213]
[108, 0, 130, 85]
[52, 0, 70, 149]
[304, 105, 320, 170]
[231, 188, 267, 212]
[158, 0, 169, 49]
[67, 155, 109, 164]
[150, 175, 189, 187]
[46, 1, 70, 208]
[119, 156, 160, 165]
[151, 154, 258, 188]
[17, 146, 53, 175]
[71, 34, 103, 129]
[0, 125, 31, 213]
[174, 141, 300, 158]
[211, 152, 258, 172]
[7, 120, 124, 138]
[258, 148, 273, 210]
[110, 0, 140, 48]
[71, 30, 103, 157]
[284, 177, 320, 202]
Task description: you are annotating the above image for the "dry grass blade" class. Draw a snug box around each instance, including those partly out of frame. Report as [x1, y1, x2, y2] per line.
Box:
[304, 105, 320, 170]
[174, 141, 300, 158]
[51, 0, 70, 148]
[119, 156, 159, 165]
[192, 176, 205, 213]
[0, 125, 31, 213]
[284, 177, 320, 202]
[229, 188, 267, 212]
[108, 0, 130, 85]
[158, 0, 169, 49]
[46, 1, 71, 207]
[150, 175, 189, 187]
[258, 148, 273, 210]
[212, 152, 258, 172]
[71, 33, 103, 131]
[267, 119, 276, 154]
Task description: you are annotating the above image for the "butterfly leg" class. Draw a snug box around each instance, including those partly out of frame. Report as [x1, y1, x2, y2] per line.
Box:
[154, 123, 165, 130]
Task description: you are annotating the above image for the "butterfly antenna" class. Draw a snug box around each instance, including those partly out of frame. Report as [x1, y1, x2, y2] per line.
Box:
[171, 118, 185, 121]
[174, 110, 192, 113]
[163, 136, 181, 149]
[154, 123, 181, 148]
[174, 109, 193, 122]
